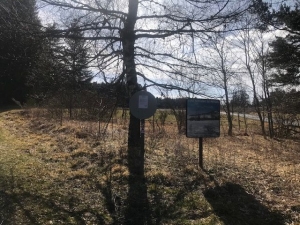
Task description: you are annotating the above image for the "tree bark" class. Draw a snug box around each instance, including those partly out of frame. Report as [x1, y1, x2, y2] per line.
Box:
[225, 93, 233, 136]
[252, 83, 266, 137]
[224, 74, 233, 136]
[122, 1, 150, 224]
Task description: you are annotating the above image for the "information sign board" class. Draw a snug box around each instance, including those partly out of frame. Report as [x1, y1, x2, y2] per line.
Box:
[186, 99, 220, 138]
[129, 91, 157, 119]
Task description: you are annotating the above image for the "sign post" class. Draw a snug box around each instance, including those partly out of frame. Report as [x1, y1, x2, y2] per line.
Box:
[186, 99, 220, 170]
[199, 137, 203, 169]
[141, 118, 145, 154]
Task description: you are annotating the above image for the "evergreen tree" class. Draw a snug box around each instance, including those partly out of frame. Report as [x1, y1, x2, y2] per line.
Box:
[63, 20, 92, 90]
[60, 20, 92, 118]
[28, 24, 66, 103]
[267, 3, 300, 86]
[0, 0, 42, 106]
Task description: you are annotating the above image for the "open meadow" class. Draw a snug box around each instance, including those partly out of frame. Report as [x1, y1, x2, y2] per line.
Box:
[0, 109, 299, 225]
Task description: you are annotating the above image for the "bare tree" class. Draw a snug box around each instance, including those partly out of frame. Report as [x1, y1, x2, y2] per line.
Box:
[236, 17, 267, 137]
[231, 88, 250, 132]
[252, 30, 275, 137]
[37, 0, 254, 223]
[203, 33, 239, 135]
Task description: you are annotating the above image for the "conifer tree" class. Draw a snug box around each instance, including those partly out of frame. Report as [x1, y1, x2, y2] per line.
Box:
[255, 1, 300, 86]
[0, 0, 41, 105]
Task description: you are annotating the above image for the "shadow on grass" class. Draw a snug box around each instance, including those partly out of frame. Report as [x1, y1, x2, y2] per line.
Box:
[146, 170, 212, 225]
[2, 168, 288, 225]
[0, 188, 108, 225]
[0, 190, 16, 225]
[204, 182, 286, 225]
[125, 174, 152, 225]
[0, 168, 107, 225]
[0, 170, 40, 225]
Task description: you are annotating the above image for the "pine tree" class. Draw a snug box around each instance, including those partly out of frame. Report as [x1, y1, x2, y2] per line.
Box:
[268, 4, 300, 86]
[28, 25, 65, 103]
[61, 20, 92, 118]
[0, 0, 42, 106]
[63, 20, 92, 90]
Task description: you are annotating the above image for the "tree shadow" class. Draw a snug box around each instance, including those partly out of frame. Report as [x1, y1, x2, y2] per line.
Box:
[124, 174, 152, 225]
[0, 163, 289, 225]
[0, 167, 41, 225]
[0, 187, 108, 225]
[146, 170, 212, 224]
[0, 190, 16, 225]
[204, 182, 286, 225]
[0, 166, 107, 225]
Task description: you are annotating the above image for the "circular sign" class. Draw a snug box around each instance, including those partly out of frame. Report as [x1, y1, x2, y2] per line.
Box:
[129, 91, 157, 119]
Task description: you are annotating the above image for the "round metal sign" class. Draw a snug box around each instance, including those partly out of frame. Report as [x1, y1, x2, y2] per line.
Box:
[129, 91, 157, 119]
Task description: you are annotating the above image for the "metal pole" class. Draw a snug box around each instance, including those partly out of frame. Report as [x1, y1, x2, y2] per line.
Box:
[141, 119, 145, 153]
[199, 137, 203, 169]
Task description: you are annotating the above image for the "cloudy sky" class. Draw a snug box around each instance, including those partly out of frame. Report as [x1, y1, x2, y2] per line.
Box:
[35, 0, 294, 98]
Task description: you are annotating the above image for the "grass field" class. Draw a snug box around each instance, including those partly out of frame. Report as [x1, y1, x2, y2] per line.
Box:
[0, 109, 299, 224]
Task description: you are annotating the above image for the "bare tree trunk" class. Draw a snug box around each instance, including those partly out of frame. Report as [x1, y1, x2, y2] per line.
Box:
[123, 0, 142, 175]
[69, 93, 73, 119]
[258, 29, 274, 138]
[243, 107, 248, 134]
[263, 78, 274, 138]
[244, 48, 266, 136]
[123, 1, 150, 224]
[253, 90, 266, 136]
[224, 82, 233, 136]
[238, 26, 267, 137]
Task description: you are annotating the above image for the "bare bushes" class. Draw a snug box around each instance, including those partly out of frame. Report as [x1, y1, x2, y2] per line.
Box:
[37, 89, 117, 126]
[273, 113, 300, 138]
[271, 89, 300, 139]
[170, 108, 186, 134]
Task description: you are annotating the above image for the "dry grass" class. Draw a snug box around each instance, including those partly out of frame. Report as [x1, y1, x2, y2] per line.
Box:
[0, 109, 299, 224]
